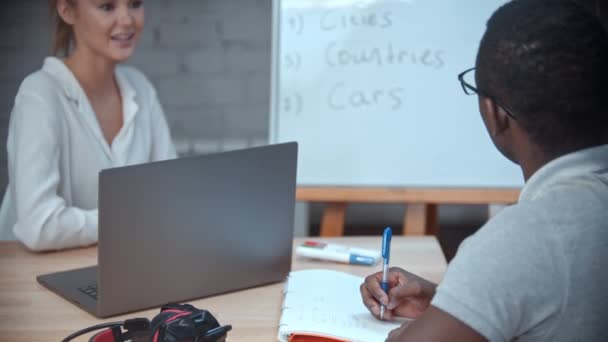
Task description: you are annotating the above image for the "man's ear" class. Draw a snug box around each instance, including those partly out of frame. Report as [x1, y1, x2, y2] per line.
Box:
[478, 96, 510, 138]
[56, 0, 76, 25]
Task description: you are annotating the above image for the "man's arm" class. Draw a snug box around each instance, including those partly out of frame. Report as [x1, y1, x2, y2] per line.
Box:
[387, 306, 487, 342]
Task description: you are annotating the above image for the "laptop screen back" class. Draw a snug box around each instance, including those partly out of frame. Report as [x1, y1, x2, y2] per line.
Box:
[96, 142, 297, 317]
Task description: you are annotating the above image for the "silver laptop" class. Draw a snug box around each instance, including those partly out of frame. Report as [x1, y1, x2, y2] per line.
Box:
[37, 142, 298, 317]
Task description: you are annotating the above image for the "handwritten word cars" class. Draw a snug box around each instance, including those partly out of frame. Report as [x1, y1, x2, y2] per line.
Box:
[328, 82, 405, 111]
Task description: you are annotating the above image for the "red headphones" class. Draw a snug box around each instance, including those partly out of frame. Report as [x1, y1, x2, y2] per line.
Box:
[62, 303, 232, 342]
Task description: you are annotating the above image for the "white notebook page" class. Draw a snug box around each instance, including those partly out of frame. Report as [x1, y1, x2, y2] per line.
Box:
[278, 270, 409, 342]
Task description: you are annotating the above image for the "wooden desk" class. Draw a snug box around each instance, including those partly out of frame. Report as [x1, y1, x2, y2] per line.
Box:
[0, 237, 447, 341]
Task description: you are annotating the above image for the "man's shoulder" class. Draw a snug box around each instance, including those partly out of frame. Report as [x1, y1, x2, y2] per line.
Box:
[460, 199, 567, 266]
[472, 202, 546, 243]
[480, 175, 607, 238]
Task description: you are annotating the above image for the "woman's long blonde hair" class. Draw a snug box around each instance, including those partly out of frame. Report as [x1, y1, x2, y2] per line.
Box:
[48, 0, 74, 57]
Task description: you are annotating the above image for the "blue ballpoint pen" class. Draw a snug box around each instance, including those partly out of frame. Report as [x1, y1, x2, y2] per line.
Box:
[380, 227, 392, 320]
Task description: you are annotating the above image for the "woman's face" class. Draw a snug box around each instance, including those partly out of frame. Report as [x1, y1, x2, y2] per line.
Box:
[61, 0, 145, 63]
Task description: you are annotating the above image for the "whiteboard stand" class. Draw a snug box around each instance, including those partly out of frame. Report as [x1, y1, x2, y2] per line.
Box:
[296, 187, 521, 236]
[404, 203, 439, 236]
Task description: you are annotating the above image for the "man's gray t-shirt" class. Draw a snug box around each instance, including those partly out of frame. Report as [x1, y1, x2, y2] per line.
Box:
[431, 144, 608, 341]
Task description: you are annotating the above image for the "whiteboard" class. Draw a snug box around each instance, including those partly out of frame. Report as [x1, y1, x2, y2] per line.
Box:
[271, 0, 523, 188]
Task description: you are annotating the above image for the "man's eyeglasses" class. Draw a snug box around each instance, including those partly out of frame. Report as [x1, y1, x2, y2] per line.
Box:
[457, 67, 517, 120]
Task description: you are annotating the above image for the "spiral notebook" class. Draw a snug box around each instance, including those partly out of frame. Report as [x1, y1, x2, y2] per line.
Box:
[278, 269, 408, 342]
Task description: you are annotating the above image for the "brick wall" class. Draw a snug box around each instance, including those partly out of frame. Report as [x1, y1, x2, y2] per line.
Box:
[0, 0, 272, 196]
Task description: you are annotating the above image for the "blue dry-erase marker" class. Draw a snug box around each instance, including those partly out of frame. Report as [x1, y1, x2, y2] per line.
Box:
[380, 227, 392, 320]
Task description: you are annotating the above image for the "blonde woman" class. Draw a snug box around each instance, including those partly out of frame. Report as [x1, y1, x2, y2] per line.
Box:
[0, 0, 176, 251]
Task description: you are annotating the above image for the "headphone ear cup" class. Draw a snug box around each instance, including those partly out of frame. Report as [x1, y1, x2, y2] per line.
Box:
[149, 311, 185, 342]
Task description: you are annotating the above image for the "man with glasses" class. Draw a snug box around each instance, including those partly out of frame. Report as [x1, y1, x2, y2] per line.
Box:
[360, 0, 608, 341]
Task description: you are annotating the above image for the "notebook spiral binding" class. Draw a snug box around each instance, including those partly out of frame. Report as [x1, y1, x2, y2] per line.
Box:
[279, 274, 292, 329]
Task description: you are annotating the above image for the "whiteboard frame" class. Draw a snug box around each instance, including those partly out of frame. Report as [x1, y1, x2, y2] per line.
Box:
[269, 0, 281, 144]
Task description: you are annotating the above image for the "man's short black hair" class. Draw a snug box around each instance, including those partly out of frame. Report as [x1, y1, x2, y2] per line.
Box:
[476, 0, 608, 155]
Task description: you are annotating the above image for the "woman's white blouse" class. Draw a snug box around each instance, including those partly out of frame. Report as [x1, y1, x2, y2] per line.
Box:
[0, 57, 177, 251]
